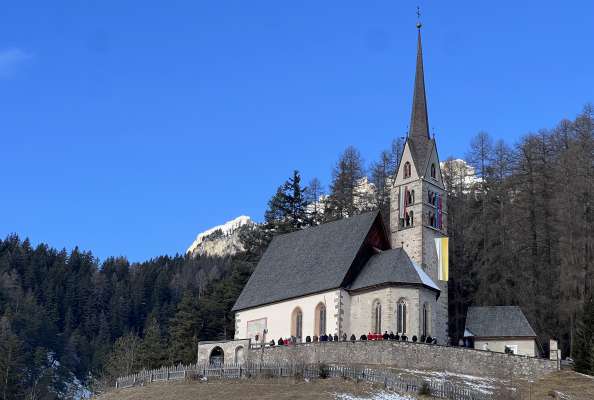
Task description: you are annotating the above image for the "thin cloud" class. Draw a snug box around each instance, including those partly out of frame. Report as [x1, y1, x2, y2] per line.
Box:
[0, 48, 33, 78]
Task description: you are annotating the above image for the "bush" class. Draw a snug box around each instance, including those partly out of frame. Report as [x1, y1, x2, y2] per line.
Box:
[412, 335, 418, 342]
[318, 363, 330, 379]
[418, 381, 431, 395]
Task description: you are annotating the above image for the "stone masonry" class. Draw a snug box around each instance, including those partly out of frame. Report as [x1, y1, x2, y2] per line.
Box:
[248, 341, 558, 380]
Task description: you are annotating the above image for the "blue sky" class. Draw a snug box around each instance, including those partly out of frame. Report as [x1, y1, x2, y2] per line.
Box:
[1, 1, 592, 262]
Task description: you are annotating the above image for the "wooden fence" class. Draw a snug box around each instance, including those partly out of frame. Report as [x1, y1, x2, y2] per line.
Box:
[115, 362, 499, 400]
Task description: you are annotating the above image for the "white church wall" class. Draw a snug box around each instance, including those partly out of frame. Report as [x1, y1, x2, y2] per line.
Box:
[234, 289, 340, 342]
[474, 338, 537, 357]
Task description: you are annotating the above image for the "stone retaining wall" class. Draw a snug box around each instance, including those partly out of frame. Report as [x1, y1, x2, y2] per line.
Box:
[247, 341, 557, 379]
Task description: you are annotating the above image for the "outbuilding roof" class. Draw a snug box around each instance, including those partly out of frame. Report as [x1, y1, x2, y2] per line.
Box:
[464, 306, 537, 338]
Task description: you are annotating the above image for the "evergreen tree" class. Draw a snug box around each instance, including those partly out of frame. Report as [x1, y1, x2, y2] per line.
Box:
[574, 297, 594, 375]
[139, 315, 166, 369]
[169, 291, 199, 364]
[0, 313, 24, 400]
[264, 170, 311, 233]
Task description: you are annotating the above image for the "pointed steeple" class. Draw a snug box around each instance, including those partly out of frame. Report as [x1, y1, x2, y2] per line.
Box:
[409, 23, 430, 140]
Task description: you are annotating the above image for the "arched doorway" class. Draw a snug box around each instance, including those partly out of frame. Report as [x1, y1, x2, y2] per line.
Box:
[234, 346, 244, 364]
[209, 346, 224, 366]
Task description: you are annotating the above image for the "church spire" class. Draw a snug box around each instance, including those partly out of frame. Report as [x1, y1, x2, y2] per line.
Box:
[409, 11, 430, 140]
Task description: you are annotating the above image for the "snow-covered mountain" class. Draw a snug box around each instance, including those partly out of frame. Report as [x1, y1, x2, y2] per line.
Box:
[440, 159, 481, 189]
[187, 216, 254, 257]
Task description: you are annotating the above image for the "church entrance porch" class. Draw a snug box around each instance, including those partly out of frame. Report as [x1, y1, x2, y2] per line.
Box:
[197, 339, 252, 365]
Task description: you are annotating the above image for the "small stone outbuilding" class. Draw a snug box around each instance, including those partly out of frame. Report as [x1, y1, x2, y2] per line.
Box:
[464, 306, 538, 357]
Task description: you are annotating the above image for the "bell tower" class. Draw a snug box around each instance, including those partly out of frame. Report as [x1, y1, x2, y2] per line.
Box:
[390, 18, 449, 343]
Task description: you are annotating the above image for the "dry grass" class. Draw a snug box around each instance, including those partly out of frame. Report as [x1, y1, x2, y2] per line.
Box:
[95, 370, 594, 400]
[96, 378, 419, 400]
[513, 370, 594, 400]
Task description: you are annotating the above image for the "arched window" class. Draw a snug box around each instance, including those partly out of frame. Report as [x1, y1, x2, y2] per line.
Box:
[410, 190, 415, 205]
[291, 308, 303, 341]
[409, 211, 414, 226]
[234, 346, 245, 363]
[315, 303, 326, 336]
[431, 163, 436, 179]
[396, 300, 407, 334]
[429, 211, 435, 228]
[373, 301, 382, 333]
[422, 304, 428, 337]
[404, 162, 411, 179]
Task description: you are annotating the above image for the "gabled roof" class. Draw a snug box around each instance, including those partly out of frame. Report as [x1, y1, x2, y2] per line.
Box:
[464, 306, 537, 338]
[349, 248, 440, 293]
[232, 211, 382, 311]
[407, 137, 434, 178]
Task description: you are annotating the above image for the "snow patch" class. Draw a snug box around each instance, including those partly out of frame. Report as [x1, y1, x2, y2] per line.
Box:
[393, 368, 499, 395]
[187, 216, 253, 257]
[335, 392, 415, 400]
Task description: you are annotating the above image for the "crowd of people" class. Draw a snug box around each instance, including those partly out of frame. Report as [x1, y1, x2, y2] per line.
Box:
[265, 331, 438, 347]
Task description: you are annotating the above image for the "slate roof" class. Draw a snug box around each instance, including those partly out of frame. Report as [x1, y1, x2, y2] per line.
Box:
[406, 27, 434, 176]
[464, 306, 537, 338]
[231, 212, 380, 311]
[349, 248, 440, 292]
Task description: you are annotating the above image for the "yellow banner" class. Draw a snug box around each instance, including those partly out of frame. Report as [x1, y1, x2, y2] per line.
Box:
[435, 237, 449, 281]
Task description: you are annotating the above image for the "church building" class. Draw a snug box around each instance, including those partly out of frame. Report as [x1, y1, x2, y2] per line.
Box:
[232, 23, 450, 344]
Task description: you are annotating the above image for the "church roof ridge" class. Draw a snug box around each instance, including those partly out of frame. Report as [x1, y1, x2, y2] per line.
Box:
[231, 211, 381, 312]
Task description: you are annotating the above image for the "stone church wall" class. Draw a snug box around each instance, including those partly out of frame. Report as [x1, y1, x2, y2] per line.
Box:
[248, 341, 557, 379]
[349, 287, 432, 338]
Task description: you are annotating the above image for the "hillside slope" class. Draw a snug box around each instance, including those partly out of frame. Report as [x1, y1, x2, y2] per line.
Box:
[96, 379, 419, 400]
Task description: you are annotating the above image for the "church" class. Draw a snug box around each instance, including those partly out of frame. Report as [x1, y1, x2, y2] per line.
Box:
[232, 23, 450, 345]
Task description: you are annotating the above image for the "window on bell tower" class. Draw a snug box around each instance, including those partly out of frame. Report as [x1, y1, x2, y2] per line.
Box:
[404, 162, 411, 179]
[430, 163, 436, 179]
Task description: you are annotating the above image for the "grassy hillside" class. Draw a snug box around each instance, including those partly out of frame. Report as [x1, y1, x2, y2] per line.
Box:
[96, 379, 422, 400]
[95, 371, 594, 400]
